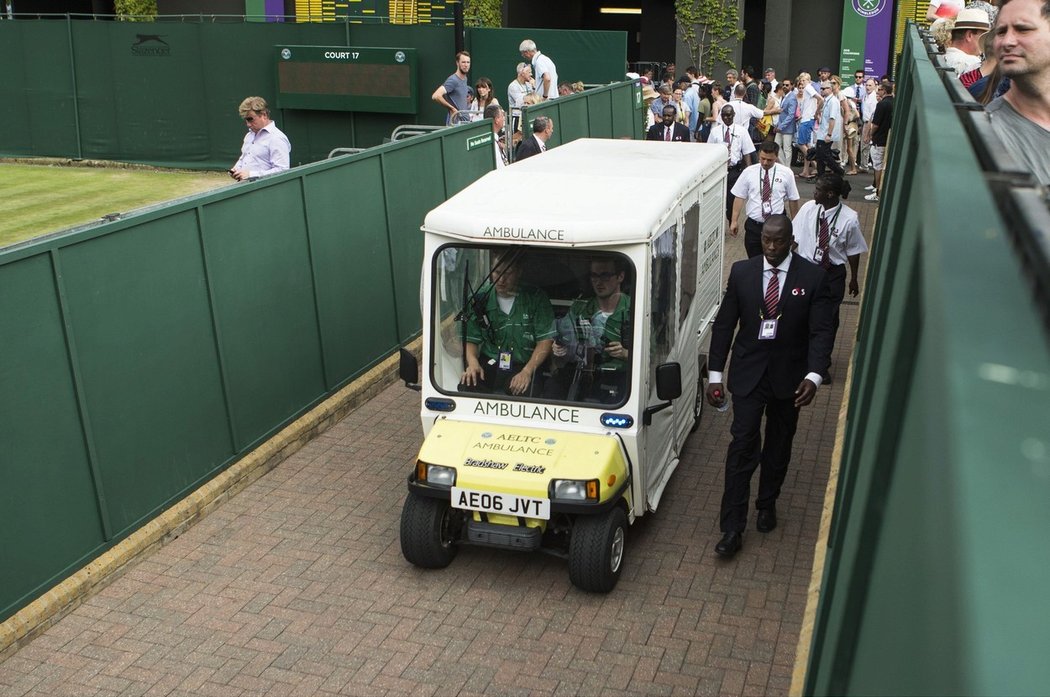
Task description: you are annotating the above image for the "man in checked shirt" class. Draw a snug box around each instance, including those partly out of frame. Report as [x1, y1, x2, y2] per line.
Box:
[729, 142, 801, 258]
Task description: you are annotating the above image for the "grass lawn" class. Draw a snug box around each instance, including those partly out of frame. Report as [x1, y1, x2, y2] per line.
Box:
[0, 163, 231, 249]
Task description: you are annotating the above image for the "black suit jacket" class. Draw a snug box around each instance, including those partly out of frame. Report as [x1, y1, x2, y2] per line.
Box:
[515, 135, 544, 161]
[646, 122, 691, 142]
[709, 253, 834, 400]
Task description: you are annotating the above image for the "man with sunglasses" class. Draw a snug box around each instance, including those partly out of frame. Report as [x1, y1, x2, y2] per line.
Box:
[230, 96, 290, 181]
[547, 257, 632, 402]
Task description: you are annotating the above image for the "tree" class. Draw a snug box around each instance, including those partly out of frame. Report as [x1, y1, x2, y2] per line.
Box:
[463, 0, 502, 28]
[115, 0, 157, 21]
[675, 0, 745, 76]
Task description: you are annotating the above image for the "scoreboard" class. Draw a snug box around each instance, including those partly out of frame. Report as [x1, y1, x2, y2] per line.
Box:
[275, 45, 419, 114]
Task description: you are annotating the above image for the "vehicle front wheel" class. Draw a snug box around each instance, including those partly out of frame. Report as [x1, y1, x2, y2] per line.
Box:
[568, 507, 628, 593]
[400, 493, 460, 569]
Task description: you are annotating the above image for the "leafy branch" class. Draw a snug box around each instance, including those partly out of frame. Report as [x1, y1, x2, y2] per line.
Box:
[674, 0, 745, 75]
[114, 0, 157, 21]
[463, 0, 502, 27]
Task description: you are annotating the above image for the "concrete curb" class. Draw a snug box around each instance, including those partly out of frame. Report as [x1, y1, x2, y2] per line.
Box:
[0, 341, 418, 660]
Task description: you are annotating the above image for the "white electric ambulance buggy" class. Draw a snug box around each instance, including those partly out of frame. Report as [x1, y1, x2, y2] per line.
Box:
[398, 139, 727, 592]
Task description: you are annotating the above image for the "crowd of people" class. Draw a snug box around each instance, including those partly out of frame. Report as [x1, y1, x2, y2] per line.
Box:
[929, 0, 1050, 187]
[642, 63, 897, 203]
[431, 38, 587, 166]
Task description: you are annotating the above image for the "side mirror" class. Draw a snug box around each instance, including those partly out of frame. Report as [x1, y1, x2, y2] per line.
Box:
[643, 362, 682, 425]
[655, 362, 682, 401]
[399, 348, 421, 391]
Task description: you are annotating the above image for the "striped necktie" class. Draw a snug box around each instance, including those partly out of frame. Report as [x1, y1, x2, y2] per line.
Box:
[764, 268, 780, 317]
[818, 214, 831, 268]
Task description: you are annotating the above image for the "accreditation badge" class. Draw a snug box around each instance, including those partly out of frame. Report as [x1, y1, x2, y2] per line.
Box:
[759, 319, 779, 340]
[761, 200, 773, 219]
[814, 247, 825, 264]
[498, 351, 513, 371]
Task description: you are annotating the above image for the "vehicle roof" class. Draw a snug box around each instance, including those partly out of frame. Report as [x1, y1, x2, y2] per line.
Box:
[422, 138, 727, 246]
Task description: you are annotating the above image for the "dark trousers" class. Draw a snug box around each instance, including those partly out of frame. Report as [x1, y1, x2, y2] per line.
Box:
[825, 263, 847, 340]
[725, 163, 744, 222]
[743, 217, 765, 258]
[814, 140, 843, 176]
[720, 371, 801, 533]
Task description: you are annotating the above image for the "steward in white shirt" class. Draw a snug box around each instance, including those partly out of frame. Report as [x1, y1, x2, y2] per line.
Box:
[730, 141, 801, 258]
[708, 104, 756, 223]
[791, 172, 868, 342]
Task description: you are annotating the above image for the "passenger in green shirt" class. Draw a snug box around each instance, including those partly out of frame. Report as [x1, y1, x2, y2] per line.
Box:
[461, 250, 555, 396]
[547, 257, 632, 403]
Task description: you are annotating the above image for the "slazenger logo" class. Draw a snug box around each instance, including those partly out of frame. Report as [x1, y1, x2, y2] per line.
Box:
[853, 0, 886, 18]
[131, 34, 171, 57]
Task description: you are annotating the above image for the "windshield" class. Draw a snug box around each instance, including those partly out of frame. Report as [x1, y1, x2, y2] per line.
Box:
[431, 245, 635, 408]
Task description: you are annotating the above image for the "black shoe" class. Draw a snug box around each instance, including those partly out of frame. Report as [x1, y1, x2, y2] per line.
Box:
[757, 507, 778, 533]
[715, 531, 743, 558]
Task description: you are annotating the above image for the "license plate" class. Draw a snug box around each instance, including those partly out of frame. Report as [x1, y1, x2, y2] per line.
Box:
[451, 487, 550, 520]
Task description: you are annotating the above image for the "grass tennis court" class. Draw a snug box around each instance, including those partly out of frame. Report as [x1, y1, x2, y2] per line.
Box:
[0, 163, 230, 248]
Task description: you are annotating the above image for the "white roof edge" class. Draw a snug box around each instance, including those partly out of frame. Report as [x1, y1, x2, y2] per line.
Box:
[422, 139, 727, 246]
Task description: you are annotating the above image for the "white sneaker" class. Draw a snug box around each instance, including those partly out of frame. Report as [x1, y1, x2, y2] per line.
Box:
[864, 185, 876, 192]
[864, 192, 879, 202]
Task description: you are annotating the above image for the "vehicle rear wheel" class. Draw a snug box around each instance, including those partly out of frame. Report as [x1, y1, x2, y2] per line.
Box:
[400, 493, 460, 568]
[568, 507, 628, 593]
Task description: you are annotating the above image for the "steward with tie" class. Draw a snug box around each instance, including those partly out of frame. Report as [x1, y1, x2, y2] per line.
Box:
[791, 173, 867, 347]
[705, 215, 835, 559]
[729, 141, 801, 258]
[646, 105, 691, 142]
[707, 105, 756, 223]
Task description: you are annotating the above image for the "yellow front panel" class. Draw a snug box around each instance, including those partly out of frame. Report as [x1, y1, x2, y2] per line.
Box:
[419, 419, 628, 502]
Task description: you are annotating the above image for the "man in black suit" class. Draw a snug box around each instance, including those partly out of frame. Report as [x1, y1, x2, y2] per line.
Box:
[705, 215, 834, 558]
[646, 105, 691, 142]
[515, 116, 554, 161]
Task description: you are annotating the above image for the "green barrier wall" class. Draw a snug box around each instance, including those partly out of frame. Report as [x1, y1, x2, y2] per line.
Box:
[519, 80, 643, 154]
[0, 18, 627, 169]
[802, 25, 1050, 695]
[0, 120, 495, 623]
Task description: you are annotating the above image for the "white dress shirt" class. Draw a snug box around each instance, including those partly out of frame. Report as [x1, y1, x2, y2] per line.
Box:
[792, 201, 868, 266]
[233, 121, 291, 178]
[707, 123, 756, 166]
[730, 163, 800, 221]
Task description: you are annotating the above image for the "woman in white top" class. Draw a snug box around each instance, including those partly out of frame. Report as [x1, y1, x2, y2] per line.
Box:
[471, 77, 499, 122]
[671, 87, 691, 131]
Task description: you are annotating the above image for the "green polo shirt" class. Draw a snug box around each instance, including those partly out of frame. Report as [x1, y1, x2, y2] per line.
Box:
[465, 283, 555, 367]
[564, 292, 632, 372]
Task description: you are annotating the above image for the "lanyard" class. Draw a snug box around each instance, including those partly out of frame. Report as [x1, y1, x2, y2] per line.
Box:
[816, 203, 842, 239]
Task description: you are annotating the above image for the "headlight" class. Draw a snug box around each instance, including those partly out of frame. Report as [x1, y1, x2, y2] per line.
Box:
[551, 479, 599, 502]
[416, 461, 456, 487]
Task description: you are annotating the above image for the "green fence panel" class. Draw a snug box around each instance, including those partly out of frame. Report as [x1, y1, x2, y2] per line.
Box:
[0, 21, 79, 157]
[0, 254, 106, 618]
[0, 120, 498, 623]
[57, 213, 236, 535]
[0, 19, 455, 168]
[200, 182, 328, 448]
[305, 158, 400, 388]
[803, 25, 1050, 696]
[465, 27, 628, 96]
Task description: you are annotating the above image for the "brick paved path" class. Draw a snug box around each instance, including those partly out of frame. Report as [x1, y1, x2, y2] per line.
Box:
[0, 181, 878, 697]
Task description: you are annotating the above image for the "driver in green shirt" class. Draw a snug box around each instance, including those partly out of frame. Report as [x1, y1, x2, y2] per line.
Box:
[461, 250, 555, 396]
[547, 257, 632, 402]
